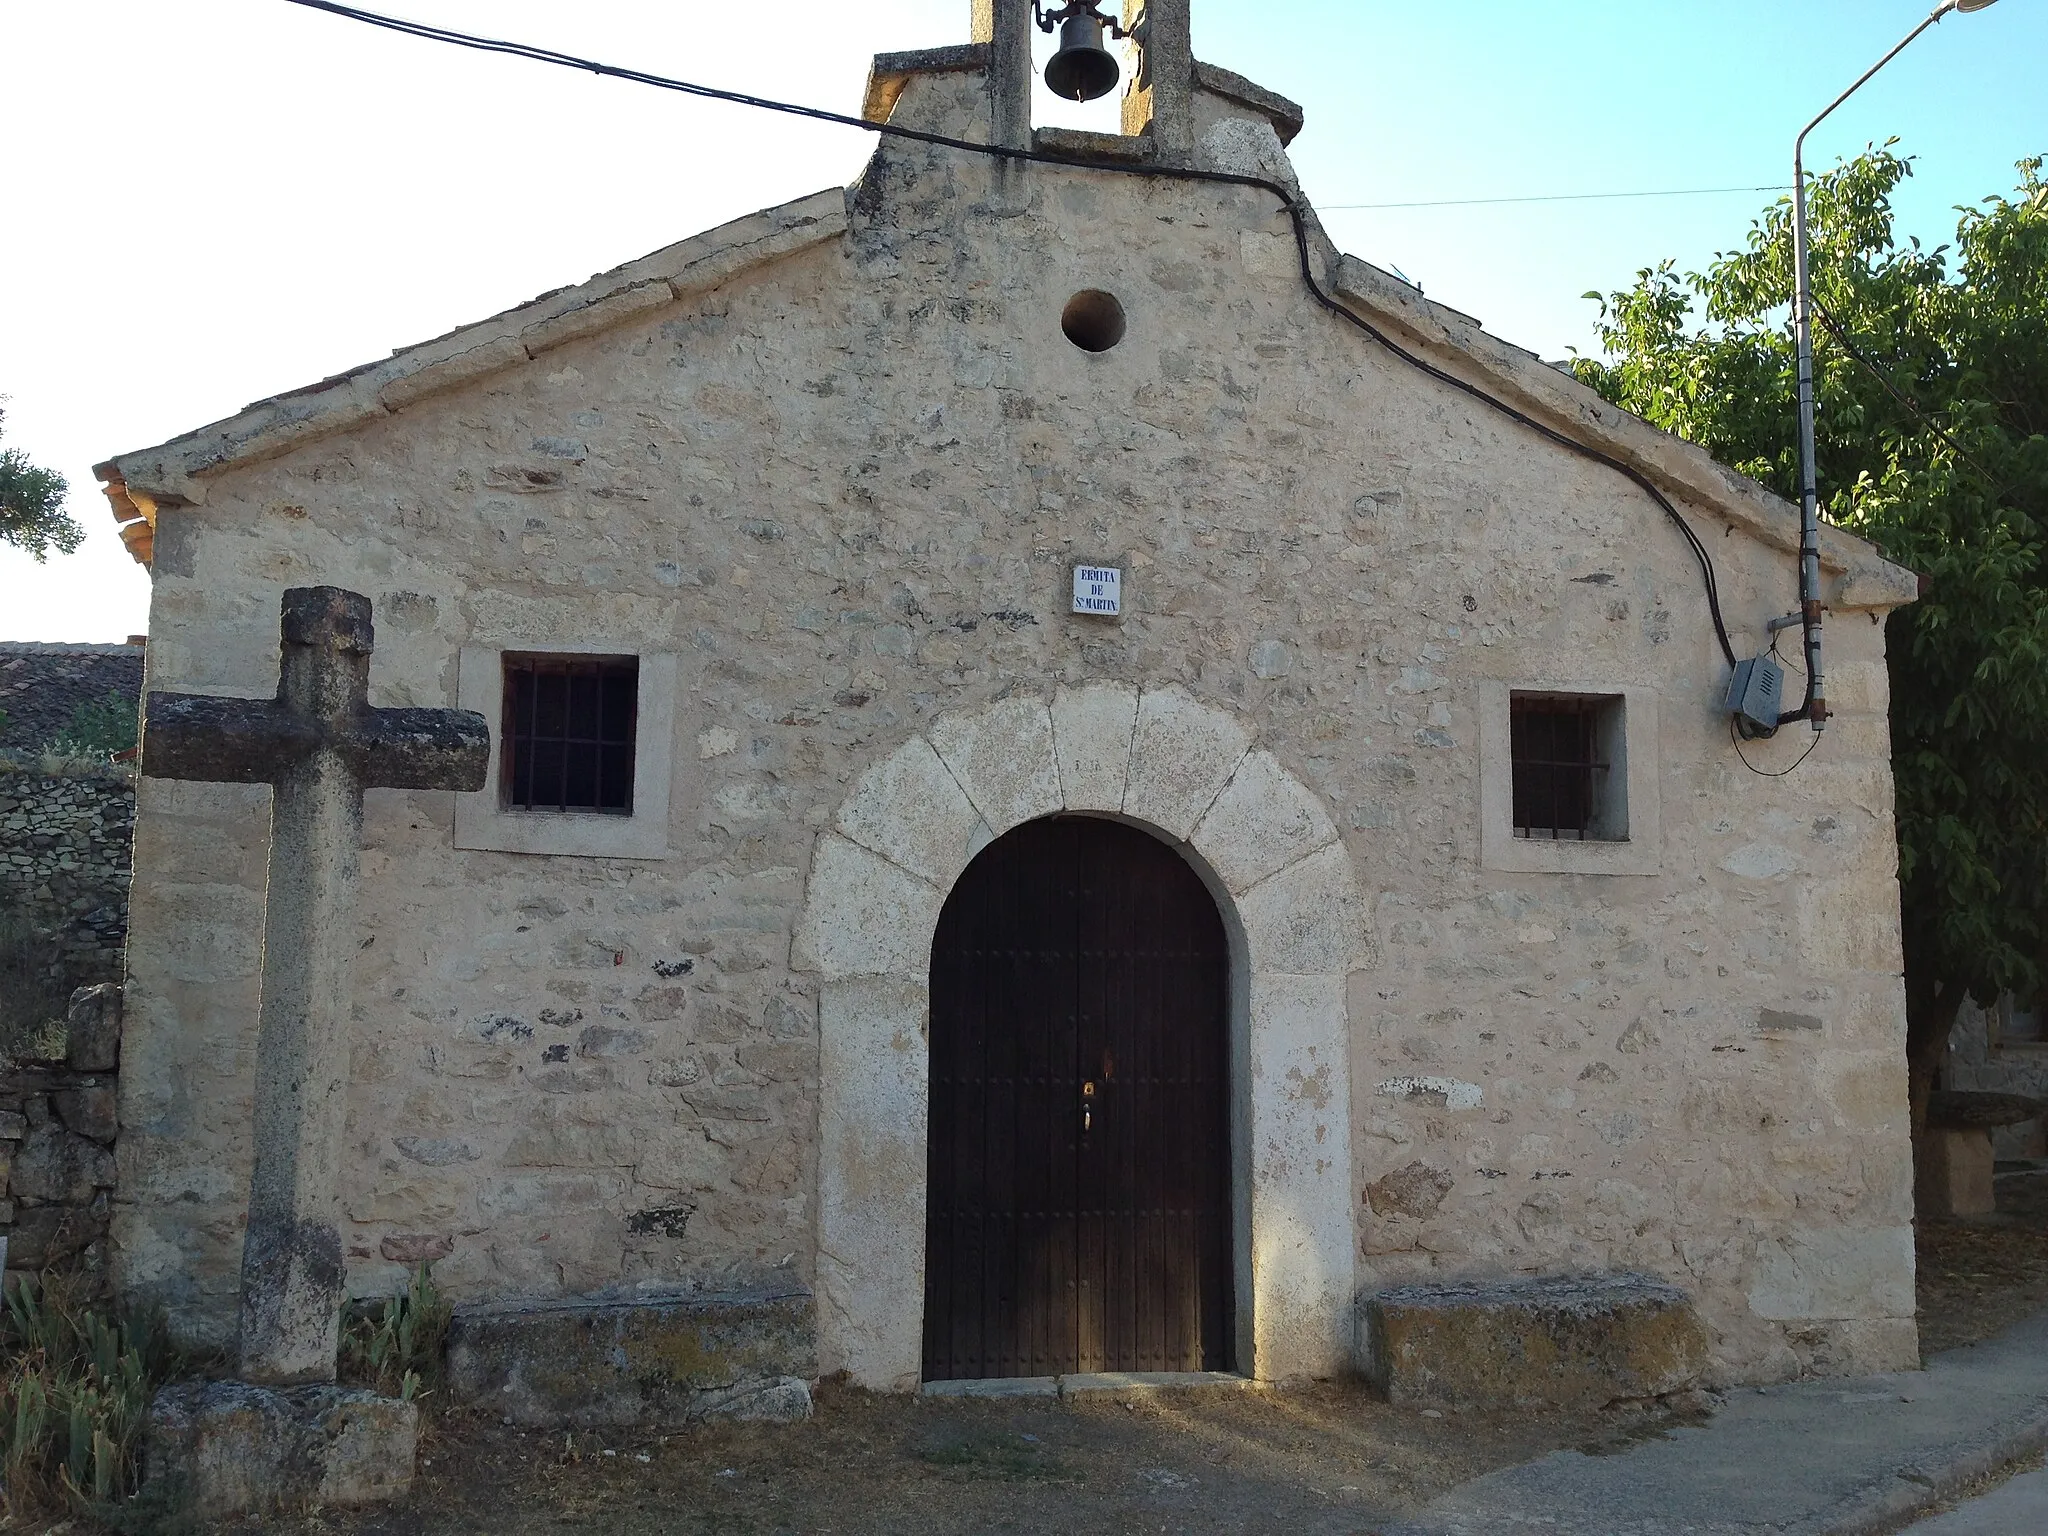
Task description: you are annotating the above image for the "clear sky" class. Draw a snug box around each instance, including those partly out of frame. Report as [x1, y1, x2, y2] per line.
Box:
[2, 0, 2042, 642]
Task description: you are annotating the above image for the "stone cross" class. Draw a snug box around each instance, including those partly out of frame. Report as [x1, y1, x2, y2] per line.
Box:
[143, 587, 489, 1386]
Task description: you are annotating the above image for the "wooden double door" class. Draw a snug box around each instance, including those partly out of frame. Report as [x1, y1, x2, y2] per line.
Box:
[923, 817, 1234, 1381]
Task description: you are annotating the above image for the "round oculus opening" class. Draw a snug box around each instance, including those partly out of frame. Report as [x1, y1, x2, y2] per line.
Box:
[1061, 289, 1127, 353]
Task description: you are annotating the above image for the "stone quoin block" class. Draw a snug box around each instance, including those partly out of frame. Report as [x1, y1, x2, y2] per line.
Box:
[791, 833, 945, 979]
[925, 695, 1063, 837]
[1050, 681, 1140, 813]
[1236, 841, 1372, 976]
[65, 982, 124, 1072]
[1363, 1273, 1710, 1409]
[1746, 1225, 1917, 1321]
[1122, 686, 1250, 842]
[443, 1287, 816, 1427]
[1193, 748, 1340, 896]
[833, 734, 985, 888]
[146, 1380, 418, 1519]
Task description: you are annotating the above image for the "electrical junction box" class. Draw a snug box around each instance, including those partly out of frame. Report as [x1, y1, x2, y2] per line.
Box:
[1725, 654, 1784, 739]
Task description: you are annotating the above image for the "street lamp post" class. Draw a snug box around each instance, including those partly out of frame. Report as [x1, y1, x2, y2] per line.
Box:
[1786, 0, 1999, 731]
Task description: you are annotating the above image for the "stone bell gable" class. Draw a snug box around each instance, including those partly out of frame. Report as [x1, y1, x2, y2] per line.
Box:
[99, 0, 1919, 1394]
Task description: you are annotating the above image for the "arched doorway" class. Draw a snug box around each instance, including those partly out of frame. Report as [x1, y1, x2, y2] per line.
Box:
[922, 816, 1234, 1381]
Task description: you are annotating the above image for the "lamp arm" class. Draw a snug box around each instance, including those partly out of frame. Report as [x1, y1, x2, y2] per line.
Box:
[1795, 3, 1955, 180]
[1784, 1, 1956, 732]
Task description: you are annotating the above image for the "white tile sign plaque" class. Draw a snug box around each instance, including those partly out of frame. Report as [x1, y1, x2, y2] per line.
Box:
[1072, 565, 1122, 617]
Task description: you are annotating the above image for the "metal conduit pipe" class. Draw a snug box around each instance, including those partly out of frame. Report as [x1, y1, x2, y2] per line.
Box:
[1784, 0, 2002, 730]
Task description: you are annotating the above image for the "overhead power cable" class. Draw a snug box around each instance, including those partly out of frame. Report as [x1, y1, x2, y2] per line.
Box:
[1325, 184, 1792, 212]
[276, 0, 1739, 669]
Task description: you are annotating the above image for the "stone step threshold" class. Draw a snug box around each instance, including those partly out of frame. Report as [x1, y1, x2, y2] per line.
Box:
[922, 1370, 1254, 1400]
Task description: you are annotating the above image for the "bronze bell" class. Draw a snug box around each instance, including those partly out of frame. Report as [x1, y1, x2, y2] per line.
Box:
[1044, 12, 1121, 102]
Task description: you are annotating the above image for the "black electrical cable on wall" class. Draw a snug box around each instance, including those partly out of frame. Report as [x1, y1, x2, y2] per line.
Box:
[278, 0, 1740, 670]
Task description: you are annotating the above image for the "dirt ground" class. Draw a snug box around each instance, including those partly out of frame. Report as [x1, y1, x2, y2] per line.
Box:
[212, 1382, 1675, 1536]
[209, 1167, 2048, 1536]
[25, 1167, 2048, 1536]
[1914, 1161, 2048, 1355]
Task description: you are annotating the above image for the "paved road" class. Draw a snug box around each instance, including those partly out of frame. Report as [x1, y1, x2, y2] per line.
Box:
[1383, 1306, 2048, 1535]
[1907, 1465, 2048, 1532]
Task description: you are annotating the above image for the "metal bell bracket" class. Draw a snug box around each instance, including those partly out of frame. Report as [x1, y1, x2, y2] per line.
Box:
[1032, 1, 1130, 40]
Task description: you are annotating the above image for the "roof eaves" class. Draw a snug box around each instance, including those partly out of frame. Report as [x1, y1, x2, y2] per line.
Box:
[1327, 254, 1917, 610]
[98, 186, 852, 538]
[1191, 61, 1304, 146]
[863, 42, 991, 125]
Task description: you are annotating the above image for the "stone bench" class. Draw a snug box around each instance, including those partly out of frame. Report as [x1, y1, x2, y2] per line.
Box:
[1916, 1090, 2048, 1218]
[1362, 1273, 1709, 1410]
[444, 1285, 815, 1428]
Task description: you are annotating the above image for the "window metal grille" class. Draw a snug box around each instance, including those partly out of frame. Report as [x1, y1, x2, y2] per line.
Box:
[500, 654, 637, 814]
[1510, 694, 1619, 840]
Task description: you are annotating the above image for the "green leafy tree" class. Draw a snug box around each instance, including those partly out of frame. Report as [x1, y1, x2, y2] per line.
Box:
[0, 402, 80, 561]
[1572, 148, 2048, 1129]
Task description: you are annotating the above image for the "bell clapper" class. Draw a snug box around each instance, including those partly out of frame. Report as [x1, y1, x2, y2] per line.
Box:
[1034, 0, 1129, 103]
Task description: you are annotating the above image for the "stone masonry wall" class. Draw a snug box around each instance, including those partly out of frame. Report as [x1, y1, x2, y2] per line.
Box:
[1, 986, 123, 1290]
[0, 766, 136, 1014]
[113, 62, 1917, 1386]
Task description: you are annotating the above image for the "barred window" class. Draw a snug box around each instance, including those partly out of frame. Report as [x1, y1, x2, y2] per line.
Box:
[1510, 693, 1627, 841]
[500, 654, 638, 814]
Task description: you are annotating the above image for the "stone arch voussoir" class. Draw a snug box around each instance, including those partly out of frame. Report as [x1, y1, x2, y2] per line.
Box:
[798, 684, 1369, 1389]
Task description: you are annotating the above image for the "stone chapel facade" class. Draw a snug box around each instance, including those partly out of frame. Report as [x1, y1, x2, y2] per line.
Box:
[97, 0, 1923, 1394]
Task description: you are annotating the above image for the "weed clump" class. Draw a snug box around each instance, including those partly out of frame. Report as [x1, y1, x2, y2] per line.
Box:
[0, 1275, 182, 1518]
[341, 1263, 452, 1403]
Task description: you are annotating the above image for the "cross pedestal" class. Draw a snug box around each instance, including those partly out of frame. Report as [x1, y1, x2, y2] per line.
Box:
[143, 587, 489, 1385]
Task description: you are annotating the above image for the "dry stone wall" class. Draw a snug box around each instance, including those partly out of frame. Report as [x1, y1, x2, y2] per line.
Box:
[1, 986, 123, 1289]
[0, 767, 135, 1014]
[112, 65, 1917, 1387]
[0, 642, 144, 754]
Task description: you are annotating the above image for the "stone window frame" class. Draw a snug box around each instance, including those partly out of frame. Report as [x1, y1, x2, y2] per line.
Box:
[454, 644, 676, 860]
[1478, 679, 1661, 876]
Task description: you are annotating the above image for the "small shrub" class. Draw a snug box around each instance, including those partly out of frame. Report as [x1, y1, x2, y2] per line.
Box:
[0, 1275, 182, 1520]
[45, 692, 139, 761]
[341, 1264, 452, 1403]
